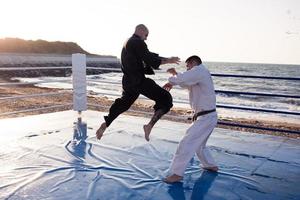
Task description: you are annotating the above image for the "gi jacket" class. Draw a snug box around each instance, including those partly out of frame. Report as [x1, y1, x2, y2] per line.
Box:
[121, 34, 162, 91]
[168, 64, 216, 113]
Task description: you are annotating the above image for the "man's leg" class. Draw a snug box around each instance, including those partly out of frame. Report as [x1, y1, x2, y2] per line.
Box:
[143, 109, 165, 141]
[140, 78, 173, 141]
[196, 137, 218, 172]
[96, 90, 138, 140]
[96, 123, 108, 140]
[165, 123, 203, 183]
[195, 115, 218, 172]
[165, 115, 217, 183]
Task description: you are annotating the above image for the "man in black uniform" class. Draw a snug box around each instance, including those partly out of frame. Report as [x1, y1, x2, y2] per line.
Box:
[96, 24, 180, 141]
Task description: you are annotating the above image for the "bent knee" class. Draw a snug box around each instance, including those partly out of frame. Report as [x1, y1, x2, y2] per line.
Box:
[165, 92, 173, 110]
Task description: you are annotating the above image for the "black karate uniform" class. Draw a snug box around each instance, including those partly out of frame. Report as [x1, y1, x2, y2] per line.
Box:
[104, 34, 173, 126]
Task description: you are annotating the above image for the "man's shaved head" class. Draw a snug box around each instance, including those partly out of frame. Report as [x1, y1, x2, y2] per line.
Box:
[135, 24, 148, 32]
[134, 24, 149, 40]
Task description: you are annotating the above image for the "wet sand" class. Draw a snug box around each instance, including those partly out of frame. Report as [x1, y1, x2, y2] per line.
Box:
[0, 79, 299, 139]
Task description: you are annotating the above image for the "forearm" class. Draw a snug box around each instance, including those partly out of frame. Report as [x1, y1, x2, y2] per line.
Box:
[161, 57, 180, 65]
[168, 70, 198, 86]
[168, 78, 189, 89]
[168, 76, 180, 86]
[160, 57, 169, 65]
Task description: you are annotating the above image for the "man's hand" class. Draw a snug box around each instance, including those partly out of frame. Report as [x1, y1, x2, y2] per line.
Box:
[168, 57, 180, 64]
[161, 57, 180, 65]
[163, 82, 173, 91]
[167, 68, 177, 76]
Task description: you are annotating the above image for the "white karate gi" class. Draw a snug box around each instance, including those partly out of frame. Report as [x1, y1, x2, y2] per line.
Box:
[168, 64, 218, 176]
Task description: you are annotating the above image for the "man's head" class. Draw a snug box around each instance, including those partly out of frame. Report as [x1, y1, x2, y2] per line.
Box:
[134, 24, 149, 40]
[185, 55, 202, 70]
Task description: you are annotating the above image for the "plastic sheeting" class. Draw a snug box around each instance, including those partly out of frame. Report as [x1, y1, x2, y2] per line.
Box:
[0, 110, 299, 200]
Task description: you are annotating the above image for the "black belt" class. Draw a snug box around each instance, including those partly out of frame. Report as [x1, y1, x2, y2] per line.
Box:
[188, 109, 216, 121]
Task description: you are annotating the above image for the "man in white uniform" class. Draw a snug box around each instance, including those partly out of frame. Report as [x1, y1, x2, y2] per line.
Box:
[162, 55, 218, 183]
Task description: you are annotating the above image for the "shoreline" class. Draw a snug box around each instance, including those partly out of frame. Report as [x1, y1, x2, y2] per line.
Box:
[0, 78, 299, 139]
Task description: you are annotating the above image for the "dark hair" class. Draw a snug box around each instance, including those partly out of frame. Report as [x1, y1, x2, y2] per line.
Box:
[185, 55, 202, 65]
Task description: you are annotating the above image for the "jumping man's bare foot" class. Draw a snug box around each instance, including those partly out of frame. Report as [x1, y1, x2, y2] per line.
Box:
[96, 122, 107, 140]
[163, 174, 183, 184]
[143, 124, 153, 141]
[202, 166, 219, 172]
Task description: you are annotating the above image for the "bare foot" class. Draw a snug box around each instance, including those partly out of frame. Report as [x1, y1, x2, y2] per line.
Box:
[96, 122, 107, 140]
[163, 174, 183, 184]
[143, 124, 153, 141]
[202, 166, 219, 172]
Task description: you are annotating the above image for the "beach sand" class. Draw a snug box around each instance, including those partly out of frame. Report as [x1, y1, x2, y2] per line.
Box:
[0, 78, 299, 139]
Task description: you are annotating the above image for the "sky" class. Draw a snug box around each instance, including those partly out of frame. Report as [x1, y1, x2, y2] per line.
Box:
[0, 0, 299, 65]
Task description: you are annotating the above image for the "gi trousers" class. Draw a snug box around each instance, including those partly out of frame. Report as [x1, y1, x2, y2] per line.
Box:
[169, 112, 218, 176]
[104, 78, 173, 127]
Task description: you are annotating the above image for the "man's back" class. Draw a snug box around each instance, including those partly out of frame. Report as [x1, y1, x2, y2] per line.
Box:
[121, 35, 145, 90]
[121, 35, 144, 74]
[121, 34, 161, 90]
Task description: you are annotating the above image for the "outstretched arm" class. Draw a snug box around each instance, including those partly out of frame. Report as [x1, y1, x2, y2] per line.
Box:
[168, 67, 201, 87]
[161, 57, 180, 65]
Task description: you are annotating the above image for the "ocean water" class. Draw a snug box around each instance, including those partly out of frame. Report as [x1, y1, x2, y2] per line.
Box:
[15, 62, 300, 123]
